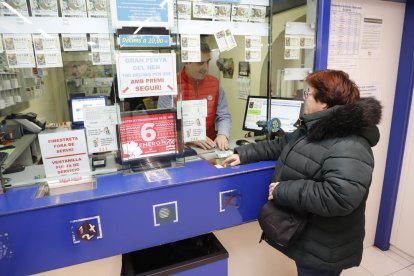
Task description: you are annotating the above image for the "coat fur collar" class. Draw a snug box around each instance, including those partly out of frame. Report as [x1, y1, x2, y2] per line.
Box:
[302, 97, 382, 146]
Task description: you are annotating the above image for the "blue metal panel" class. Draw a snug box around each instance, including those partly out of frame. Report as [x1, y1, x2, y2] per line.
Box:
[315, 0, 331, 70]
[0, 160, 274, 275]
[375, 1, 414, 250]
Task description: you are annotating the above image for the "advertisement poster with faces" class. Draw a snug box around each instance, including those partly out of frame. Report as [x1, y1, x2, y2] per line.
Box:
[87, 0, 107, 18]
[214, 28, 237, 52]
[60, 0, 87, 17]
[84, 106, 118, 153]
[116, 52, 177, 98]
[3, 34, 36, 68]
[119, 112, 177, 160]
[179, 99, 207, 143]
[32, 34, 63, 68]
[30, 0, 59, 17]
[213, 4, 231, 21]
[61, 34, 88, 51]
[1, 0, 29, 16]
[180, 35, 200, 62]
[90, 34, 112, 65]
[245, 36, 261, 62]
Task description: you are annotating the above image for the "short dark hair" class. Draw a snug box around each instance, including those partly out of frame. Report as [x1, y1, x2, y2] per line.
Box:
[200, 42, 211, 53]
[306, 70, 360, 107]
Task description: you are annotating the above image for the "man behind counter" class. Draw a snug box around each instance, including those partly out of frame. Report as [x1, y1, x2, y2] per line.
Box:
[158, 42, 232, 151]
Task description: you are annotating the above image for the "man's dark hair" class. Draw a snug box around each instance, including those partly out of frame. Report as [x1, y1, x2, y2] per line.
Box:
[200, 42, 211, 53]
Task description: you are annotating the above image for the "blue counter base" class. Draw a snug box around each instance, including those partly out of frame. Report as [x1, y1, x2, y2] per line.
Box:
[0, 160, 275, 275]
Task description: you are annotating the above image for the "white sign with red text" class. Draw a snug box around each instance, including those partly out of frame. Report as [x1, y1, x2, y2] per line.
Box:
[38, 129, 91, 178]
[116, 52, 177, 98]
[119, 112, 177, 161]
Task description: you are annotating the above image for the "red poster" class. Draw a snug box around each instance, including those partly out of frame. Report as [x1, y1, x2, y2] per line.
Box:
[119, 112, 177, 161]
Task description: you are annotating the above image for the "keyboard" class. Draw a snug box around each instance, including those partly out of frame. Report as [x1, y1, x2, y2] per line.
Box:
[0, 151, 8, 165]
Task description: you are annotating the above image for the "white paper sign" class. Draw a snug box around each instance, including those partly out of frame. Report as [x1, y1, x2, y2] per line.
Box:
[85, 124, 118, 153]
[183, 117, 206, 142]
[116, 52, 177, 98]
[83, 105, 118, 128]
[214, 29, 237, 52]
[38, 129, 91, 178]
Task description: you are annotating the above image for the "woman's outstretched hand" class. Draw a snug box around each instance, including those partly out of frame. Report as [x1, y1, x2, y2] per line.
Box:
[222, 154, 241, 167]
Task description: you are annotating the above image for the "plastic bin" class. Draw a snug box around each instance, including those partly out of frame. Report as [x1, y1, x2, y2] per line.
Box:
[121, 233, 228, 276]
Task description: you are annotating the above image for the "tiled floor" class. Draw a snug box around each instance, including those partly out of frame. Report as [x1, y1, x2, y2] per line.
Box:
[343, 246, 414, 276]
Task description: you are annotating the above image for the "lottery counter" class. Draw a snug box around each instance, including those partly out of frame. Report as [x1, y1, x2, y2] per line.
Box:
[0, 159, 275, 275]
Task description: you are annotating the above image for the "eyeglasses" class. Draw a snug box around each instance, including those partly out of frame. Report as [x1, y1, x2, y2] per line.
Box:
[303, 88, 312, 100]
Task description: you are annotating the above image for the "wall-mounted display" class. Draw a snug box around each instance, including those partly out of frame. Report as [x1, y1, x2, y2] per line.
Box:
[1, 0, 29, 16]
[176, 1, 191, 20]
[60, 0, 88, 17]
[62, 34, 88, 51]
[192, 2, 214, 19]
[32, 34, 63, 68]
[231, 4, 250, 22]
[213, 4, 231, 21]
[30, 0, 59, 17]
[86, 0, 107, 18]
[3, 34, 36, 68]
[180, 34, 200, 62]
[250, 5, 266, 23]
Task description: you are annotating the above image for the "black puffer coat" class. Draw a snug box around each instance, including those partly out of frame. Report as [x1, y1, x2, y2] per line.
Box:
[235, 97, 382, 270]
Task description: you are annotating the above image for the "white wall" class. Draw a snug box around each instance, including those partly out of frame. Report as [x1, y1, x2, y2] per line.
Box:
[390, 87, 414, 257]
[327, 0, 405, 247]
[20, 68, 69, 123]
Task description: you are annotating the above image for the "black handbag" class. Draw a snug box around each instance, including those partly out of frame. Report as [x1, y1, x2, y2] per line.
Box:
[258, 131, 308, 247]
[258, 200, 308, 247]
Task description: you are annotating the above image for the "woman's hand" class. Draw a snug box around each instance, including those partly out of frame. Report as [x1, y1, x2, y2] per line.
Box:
[268, 182, 279, 200]
[221, 154, 241, 167]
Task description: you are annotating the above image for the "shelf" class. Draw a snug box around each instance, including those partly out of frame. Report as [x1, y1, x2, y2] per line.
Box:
[0, 17, 112, 34]
[172, 20, 269, 36]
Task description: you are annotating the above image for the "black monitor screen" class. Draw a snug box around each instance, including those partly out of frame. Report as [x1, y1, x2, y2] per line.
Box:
[70, 96, 107, 125]
[243, 96, 303, 133]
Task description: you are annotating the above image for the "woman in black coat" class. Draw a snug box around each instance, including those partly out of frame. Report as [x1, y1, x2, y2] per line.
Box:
[223, 70, 382, 276]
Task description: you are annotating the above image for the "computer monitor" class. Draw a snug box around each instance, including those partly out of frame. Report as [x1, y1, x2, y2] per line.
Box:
[69, 96, 107, 128]
[243, 96, 303, 134]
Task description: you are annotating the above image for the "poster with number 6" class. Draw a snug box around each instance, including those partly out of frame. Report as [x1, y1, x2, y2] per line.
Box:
[119, 111, 177, 161]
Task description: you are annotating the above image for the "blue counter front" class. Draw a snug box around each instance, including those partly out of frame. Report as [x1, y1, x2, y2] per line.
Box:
[0, 160, 275, 275]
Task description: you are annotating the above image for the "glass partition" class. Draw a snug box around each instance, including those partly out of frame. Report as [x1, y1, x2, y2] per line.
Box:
[0, 0, 317, 194]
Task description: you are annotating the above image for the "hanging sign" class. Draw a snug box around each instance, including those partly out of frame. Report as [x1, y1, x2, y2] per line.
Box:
[110, 0, 173, 28]
[119, 35, 171, 48]
[116, 52, 177, 98]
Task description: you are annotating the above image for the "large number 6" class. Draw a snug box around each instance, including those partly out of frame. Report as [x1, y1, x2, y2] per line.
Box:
[141, 123, 156, 141]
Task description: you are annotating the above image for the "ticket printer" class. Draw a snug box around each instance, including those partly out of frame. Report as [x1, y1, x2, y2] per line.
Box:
[6, 112, 46, 134]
